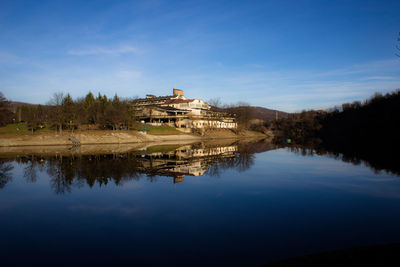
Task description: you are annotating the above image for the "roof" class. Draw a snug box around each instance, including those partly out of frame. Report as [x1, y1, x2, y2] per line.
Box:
[164, 99, 194, 104]
[156, 106, 191, 112]
[140, 105, 191, 113]
[131, 95, 174, 102]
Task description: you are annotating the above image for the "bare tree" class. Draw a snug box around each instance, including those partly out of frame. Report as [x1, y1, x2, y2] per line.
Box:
[0, 92, 7, 104]
[47, 92, 64, 133]
[225, 102, 254, 129]
[207, 98, 222, 108]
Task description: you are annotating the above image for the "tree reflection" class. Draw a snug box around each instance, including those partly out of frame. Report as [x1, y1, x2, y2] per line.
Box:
[205, 145, 255, 176]
[6, 141, 275, 194]
[44, 154, 143, 194]
[0, 159, 13, 189]
[277, 141, 400, 176]
[235, 143, 255, 172]
[8, 138, 395, 194]
[0, 140, 277, 193]
[23, 157, 40, 183]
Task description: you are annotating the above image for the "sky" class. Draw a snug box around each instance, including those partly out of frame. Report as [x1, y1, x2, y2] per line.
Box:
[0, 0, 399, 112]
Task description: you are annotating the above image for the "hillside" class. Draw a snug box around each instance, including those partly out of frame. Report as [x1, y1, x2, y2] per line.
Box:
[211, 105, 288, 122]
[7, 101, 38, 112]
[248, 106, 289, 121]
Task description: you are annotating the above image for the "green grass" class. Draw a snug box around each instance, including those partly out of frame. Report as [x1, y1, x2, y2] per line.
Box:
[0, 123, 182, 135]
[0, 123, 29, 134]
[146, 125, 181, 135]
[0, 123, 53, 134]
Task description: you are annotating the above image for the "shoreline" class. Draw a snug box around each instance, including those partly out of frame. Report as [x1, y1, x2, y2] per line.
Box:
[0, 129, 271, 147]
[0, 137, 266, 157]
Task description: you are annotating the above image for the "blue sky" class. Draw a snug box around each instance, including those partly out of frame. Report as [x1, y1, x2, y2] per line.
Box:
[0, 0, 399, 112]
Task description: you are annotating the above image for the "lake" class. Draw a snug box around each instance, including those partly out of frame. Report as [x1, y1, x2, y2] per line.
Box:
[1, 140, 400, 266]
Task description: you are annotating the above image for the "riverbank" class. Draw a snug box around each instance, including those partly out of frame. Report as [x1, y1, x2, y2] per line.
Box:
[0, 129, 271, 147]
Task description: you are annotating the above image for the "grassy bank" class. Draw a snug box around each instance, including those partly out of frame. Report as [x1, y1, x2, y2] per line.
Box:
[145, 125, 182, 135]
[0, 123, 30, 134]
[0, 123, 181, 136]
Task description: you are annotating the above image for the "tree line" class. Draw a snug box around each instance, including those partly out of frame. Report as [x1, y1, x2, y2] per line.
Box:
[271, 89, 400, 173]
[2, 92, 263, 132]
[272, 89, 400, 145]
[0, 92, 14, 126]
[3, 92, 137, 132]
[208, 98, 256, 129]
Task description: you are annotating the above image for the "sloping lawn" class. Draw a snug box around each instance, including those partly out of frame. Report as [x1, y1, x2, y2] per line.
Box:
[146, 125, 182, 135]
[0, 123, 29, 134]
[0, 123, 53, 134]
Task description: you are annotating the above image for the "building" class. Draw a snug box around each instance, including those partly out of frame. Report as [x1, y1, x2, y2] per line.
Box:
[132, 89, 237, 130]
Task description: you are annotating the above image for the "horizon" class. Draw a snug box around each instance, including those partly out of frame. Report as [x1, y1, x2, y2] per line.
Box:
[1, 0, 400, 112]
[4, 88, 399, 114]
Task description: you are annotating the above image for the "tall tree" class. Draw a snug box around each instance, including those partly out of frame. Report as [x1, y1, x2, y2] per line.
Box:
[62, 94, 75, 131]
[0, 92, 14, 126]
[83, 92, 96, 125]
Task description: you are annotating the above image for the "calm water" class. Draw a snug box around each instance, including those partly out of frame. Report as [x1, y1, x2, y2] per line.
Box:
[1, 140, 400, 266]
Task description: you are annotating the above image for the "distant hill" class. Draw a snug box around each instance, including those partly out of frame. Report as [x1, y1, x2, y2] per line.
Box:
[247, 106, 289, 121]
[6, 101, 38, 112]
[211, 105, 289, 122]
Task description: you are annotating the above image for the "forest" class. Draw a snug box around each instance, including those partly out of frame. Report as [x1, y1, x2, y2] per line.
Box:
[272, 89, 400, 174]
[273, 89, 400, 146]
[0, 92, 136, 132]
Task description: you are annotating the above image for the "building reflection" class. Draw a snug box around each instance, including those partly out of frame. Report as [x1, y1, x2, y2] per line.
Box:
[138, 145, 238, 183]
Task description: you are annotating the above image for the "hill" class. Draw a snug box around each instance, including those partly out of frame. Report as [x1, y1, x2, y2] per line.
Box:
[248, 106, 288, 121]
[7, 101, 38, 112]
[211, 105, 288, 122]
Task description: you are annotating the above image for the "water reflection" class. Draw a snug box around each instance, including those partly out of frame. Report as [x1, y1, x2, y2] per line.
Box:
[2, 140, 400, 266]
[0, 159, 13, 188]
[277, 143, 400, 176]
[2, 138, 398, 194]
[1, 140, 275, 193]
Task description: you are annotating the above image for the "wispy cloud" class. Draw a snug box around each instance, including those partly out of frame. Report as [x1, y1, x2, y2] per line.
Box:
[359, 76, 396, 81]
[2, 56, 400, 113]
[115, 70, 142, 79]
[68, 45, 140, 56]
[168, 59, 400, 111]
[314, 59, 400, 78]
